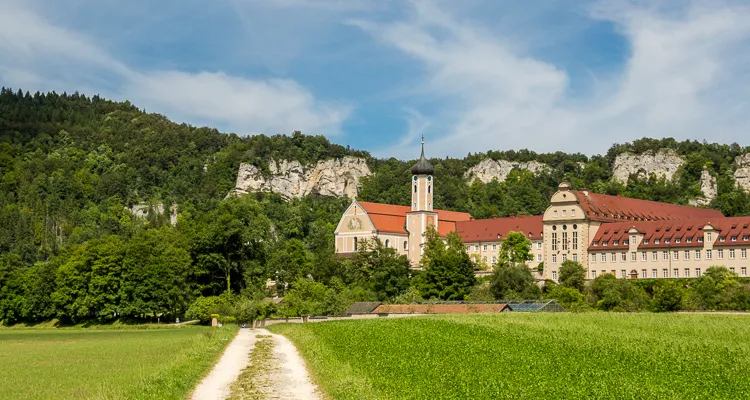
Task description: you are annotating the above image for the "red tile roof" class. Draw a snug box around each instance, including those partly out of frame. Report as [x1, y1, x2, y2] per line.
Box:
[358, 201, 472, 236]
[456, 215, 543, 243]
[572, 191, 723, 222]
[589, 216, 750, 250]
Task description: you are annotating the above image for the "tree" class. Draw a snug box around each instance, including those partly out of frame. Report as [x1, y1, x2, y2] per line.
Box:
[558, 260, 586, 292]
[497, 231, 533, 266]
[650, 281, 684, 312]
[586, 274, 649, 311]
[414, 226, 476, 300]
[489, 263, 541, 300]
[345, 238, 410, 301]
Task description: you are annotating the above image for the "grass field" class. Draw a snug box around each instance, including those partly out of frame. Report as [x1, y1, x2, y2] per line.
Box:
[269, 313, 750, 399]
[0, 325, 237, 400]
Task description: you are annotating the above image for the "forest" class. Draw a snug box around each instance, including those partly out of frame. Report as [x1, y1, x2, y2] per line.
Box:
[1, 87, 750, 324]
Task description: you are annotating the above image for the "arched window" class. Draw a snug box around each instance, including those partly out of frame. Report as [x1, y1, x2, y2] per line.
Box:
[428, 185, 431, 194]
[354, 237, 358, 251]
[385, 239, 390, 248]
[414, 185, 417, 193]
[403, 241, 408, 250]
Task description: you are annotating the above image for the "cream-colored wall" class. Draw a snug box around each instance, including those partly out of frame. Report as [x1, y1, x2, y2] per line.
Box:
[334, 202, 375, 253]
[411, 174, 433, 212]
[542, 183, 587, 281]
[465, 239, 544, 272]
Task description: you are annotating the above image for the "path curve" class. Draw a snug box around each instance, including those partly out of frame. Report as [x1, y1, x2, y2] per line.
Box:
[191, 329, 257, 400]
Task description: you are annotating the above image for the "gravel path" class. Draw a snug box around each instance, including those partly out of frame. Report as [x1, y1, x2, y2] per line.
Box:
[192, 329, 257, 400]
[191, 328, 320, 400]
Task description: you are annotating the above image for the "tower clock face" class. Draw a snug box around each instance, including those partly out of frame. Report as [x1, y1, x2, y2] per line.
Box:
[348, 217, 362, 231]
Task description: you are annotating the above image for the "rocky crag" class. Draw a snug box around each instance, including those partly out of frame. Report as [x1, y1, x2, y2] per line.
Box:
[735, 154, 750, 192]
[233, 156, 371, 199]
[612, 149, 684, 185]
[465, 159, 548, 183]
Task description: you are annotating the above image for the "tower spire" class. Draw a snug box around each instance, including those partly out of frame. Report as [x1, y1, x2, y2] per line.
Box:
[420, 135, 425, 158]
[411, 135, 434, 175]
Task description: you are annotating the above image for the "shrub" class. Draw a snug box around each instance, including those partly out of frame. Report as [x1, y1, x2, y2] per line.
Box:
[650, 282, 684, 312]
[490, 263, 540, 300]
[587, 275, 649, 312]
[547, 286, 585, 309]
[185, 297, 227, 323]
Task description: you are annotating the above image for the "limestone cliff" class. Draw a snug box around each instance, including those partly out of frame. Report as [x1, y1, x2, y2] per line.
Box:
[233, 156, 371, 199]
[612, 149, 684, 184]
[689, 169, 717, 207]
[465, 159, 548, 183]
[734, 154, 750, 192]
[128, 203, 178, 225]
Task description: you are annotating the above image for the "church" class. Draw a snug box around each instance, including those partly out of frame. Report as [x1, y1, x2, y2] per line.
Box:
[334, 142, 750, 282]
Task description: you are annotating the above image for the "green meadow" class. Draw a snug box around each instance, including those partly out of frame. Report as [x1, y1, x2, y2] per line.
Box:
[270, 313, 750, 399]
[0, 325, 237, 400]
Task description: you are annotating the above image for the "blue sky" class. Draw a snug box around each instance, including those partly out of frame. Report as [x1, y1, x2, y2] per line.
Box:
[1, 0, 749, 159]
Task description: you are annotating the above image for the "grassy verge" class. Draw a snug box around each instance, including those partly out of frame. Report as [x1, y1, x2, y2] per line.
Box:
[227, 334, 275, 400]
[0, 325, 238, 399]
[269, 313, 750, 399]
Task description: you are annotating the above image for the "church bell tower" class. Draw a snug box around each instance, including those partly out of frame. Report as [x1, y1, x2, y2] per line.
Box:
[406, 137, 437, 267]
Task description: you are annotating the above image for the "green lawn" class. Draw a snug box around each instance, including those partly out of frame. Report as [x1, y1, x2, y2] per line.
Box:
[269, 313, 750, 399]
[0, 325, 237, 400]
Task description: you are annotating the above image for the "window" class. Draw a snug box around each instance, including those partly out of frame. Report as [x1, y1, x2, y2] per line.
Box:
[720, 236, 726, 242]
[591, 270, 597, 279]
[354, 237, 358, 251]
[663, 251, 669, 261]
[665, 238, 671, 244]
[644, 240, 649, 245]
[593, 241, 599, 247]
[563, 210, 567, 217]
[624, 240, 629, 246]
[696, 268, 701, 277]
[730, 267, 735, 273]
[614, 240, 619, 246]
[621, 269, 627, 278]
[707, 233, 712, 242]
[631, 252, 637, 261]
[652, 251, 658, 261]
[475, 245, 479, 251]
[673, 251, 679, 261]
[621, 253, 627, 262]
[742, 267, 747, 277]
[554, 210, 558, 217]
[552, 271, 557, 280]
[385, 239, 390, 248]
[414, 185, 417, 193]
[687, 237, 692, 243]
[695, 250, 701, 260]
[730, 249, 736, 260]
[697, 237, 702, 243]
[706, 249, 712, 260]
[552, 232, 558, 251]
[675, 238, 681, 244]
[744, 235, 750, 241]
[537, 254, 542, 262]
[684, 250, 690, 260]
[467, 245, 471, 251]
[572, 254, 578, 262]
[673, 268, 679, 278]
[743, 249, 748, 259]
[537, 242, 542, 250]
[603, 241, 608, 247]
[571, 209, 576, 216]
[732, 236, 738, 242]
[631, 235, 636, 243]
[483, 244, 488, 251]
[573, 231, 578, 250]
[404, 241, 408, 250]
[652, 269, 657, 278]
[642, 252, 647, 261]
[611, 253, 616, 262]
[428, 185, 431, 194]
[662, 269, 668, 278]
[601, 254, 606, 262]
[492, 256, 497, 264]
[641, 269, 647, 279]
[562, 232, 568, 251]
[684, 268, 690, 278]
[552, 254, 557, 264]
[492, 244, 497, 251]
[562, 254, 567, 262]
[655, 239, 661, 245]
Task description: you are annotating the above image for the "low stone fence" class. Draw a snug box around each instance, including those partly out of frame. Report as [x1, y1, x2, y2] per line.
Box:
[254, 313, 429, 328]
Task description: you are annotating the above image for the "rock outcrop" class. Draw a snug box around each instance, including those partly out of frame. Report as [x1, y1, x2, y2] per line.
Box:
[689, 169, 717, 207]
[612, 150, 684, 185]
[128, 203, 178, 225]
[233, 156, 371, 199]
[465, 159, 548, 183]
[734, 154, 750, 192]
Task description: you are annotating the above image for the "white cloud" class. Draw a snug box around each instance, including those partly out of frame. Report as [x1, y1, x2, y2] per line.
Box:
[357, 0, 750, 158]
[0, 0, 350, 137]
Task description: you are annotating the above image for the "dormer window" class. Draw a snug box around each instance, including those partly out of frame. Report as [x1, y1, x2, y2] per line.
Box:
[655, 239, 660, 244]
[696, 237, 702, 243]
[687, 237, 692, 243]
[614, 240, 619, 246]
[665, 239, 670, 244]
[593, 241, 599, 246]
[643, 240, 649, 244]
[623, 240, 629, 245]
[732, 236, 738, 242]
[603, 242, 608, 247]
[744, 235, 749, 241]
[676, 238, 681, 244]
[720, 236, 726, 242]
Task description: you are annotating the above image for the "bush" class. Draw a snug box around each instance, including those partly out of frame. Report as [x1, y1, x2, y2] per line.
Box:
[547, 286, 585, 309]
[490, 263, 541, 300]
[587, 275, 649, 312]
[185, 297, 228, 323]
[650, 282, 684, 312]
